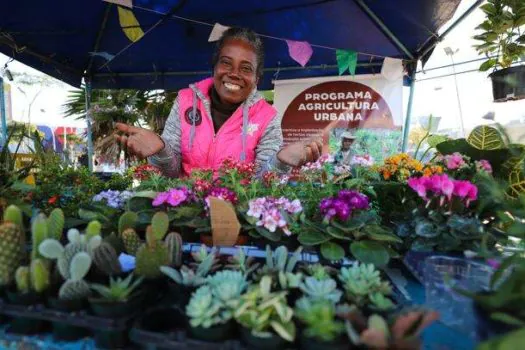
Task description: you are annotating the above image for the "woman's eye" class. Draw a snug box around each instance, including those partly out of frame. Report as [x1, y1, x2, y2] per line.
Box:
[241, 66, 253, 73]
[221, 60, 232, 67]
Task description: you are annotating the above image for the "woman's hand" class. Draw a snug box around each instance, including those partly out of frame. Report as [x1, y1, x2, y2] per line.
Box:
[276, 139, 323, 168]
[113, 123, 165, 159]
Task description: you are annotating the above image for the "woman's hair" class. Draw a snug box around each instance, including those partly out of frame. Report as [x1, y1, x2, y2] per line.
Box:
[212, 27, 265, 79]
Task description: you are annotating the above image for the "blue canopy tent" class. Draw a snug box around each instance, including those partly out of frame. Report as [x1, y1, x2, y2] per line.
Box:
[0, 0, 480, 168]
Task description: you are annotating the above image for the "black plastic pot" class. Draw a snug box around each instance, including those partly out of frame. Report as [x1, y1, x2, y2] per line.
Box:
[240, 326, 286, 349]
[47, 297, 90, 341]
[166, 282, 195, 308]
[94, 329, 129, 349]
[489, 65, 525, 102]
[189, 321, 234, 342]
[130, 306, 187, 349]
[299, 333, 350, 350]
[5, 290, 48, 335]
[474, 298, 518, 342]
[89, 298, 136, 318]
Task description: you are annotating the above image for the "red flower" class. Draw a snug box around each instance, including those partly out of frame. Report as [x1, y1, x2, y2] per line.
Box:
[48, 195, 59, 205]
[133, 164, 162, 180]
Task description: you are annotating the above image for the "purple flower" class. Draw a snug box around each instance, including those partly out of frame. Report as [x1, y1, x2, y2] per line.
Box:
[166, 189, 188, 207]
[319, 190, 369, 222]
[153, 187, 194, 207]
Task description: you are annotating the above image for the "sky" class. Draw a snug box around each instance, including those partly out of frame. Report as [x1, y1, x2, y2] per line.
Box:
[2, 0, 525, 135]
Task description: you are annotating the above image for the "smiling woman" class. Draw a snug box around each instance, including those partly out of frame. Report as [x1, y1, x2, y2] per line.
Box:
[114, 27, 322, 178]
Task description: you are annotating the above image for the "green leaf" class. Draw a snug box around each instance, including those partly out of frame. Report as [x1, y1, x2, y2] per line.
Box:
[490, 312, 525, 327]
[490, 255, 519, 289]
[298, 230, 331, 246]
[480, 59, 498, 72]
[78, 208, 105, 222]
[332, 219, 364, 233]
[320, 242, 345, 261]
[350, 241, 390, 267]
[477, 327, 525, 350]
[366, 225, 403, 243]
[326, 226, 351, 240]
[467, 125, 505, 150]
[480, 3, 496, 15]
[255, 227, 281, 242]
[427, 134, 449, 148]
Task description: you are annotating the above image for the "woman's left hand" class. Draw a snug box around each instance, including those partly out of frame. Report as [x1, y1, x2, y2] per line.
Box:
[277, 139, 323, 168]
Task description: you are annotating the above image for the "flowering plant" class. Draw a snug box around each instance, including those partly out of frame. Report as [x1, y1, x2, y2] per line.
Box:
[204, 187, 238, 208]
[433, 152, 493, 180]
[298, 189, 400, 266]
[376, 153, 442, 182]
[396, 174, 486, 252]
[350, 155, 375, 167]
[242, 196, 303, 241]
[93, 190, 134, 209]
[131, 163, 162, 181]
[153, 187, 196, 208]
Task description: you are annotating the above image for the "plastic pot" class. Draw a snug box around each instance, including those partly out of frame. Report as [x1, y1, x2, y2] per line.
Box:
[5, 290, 48, 335]
[89, 298, 136, 318]
[167, 282, 195, 308]
[240, 326, 286, 349]
[48, 296, 90, 341]
[94, 329, 129, 349]
[299, 333, 350, 350]
[189, 321, 234, 342]
[489, 65, 525, 102]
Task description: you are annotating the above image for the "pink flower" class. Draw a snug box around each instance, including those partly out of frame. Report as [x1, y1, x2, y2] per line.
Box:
[445, 153, 466, 170]
[453, 180, 471, 198]
[476, 160, 493, 174]
[166, 189, 188, 207]
[440, 175, 455, 200]
[152, 192, 169, 206]
[408, 177, 427, 199]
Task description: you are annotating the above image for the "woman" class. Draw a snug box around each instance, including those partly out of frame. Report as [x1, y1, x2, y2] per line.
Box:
[115, 27, 322, 177]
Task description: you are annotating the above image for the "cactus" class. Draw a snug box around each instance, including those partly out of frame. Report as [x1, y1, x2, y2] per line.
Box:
[15, 266, 30, 293]
[30, 259, 50, 293]
[151, 212, 169, 240]
[118, 211, 138, 236]
[59, 280, 91, 300]
[85, 220, 102, 240]
[164, 232, 183, 267]
[103, 233, 125, 255]
[47, 208, 65, 241]
[4, 205, 24, 231]
[0, 222, 26, 286]
[58, 252, 92, 301]
[135, 228, 169, 279]
[93, 242, 122, 276]
[122, 228, 141, 256]
[31, 214, 49, 261]
[58, 242, 87, 279]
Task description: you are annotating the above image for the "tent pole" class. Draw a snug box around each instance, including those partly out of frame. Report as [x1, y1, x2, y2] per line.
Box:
[84, 80, 94, 172]
[353, 0, 414, 59]
[0, 77, 7, 145]
[402, 70, 417, 152]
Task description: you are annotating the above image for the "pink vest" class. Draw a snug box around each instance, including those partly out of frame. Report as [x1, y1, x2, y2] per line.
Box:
[178, 78, 277, 176]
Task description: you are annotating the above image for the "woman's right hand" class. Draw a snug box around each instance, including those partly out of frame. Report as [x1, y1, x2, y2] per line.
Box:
[114, 123, 165, 159]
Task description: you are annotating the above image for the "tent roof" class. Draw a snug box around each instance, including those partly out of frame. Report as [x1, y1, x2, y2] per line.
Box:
[1, 0, 461, 90]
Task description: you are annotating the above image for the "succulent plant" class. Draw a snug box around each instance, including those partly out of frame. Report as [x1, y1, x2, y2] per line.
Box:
[93, 242, 122, 276]
[164, 232, 183, 267]
[190, 245, 220, 271]
[235, 276, 296, 342]
[31, 214, 49, 261]
[338, 263, 393, 308]
[278, 271, 304, 290]
[103, 232, 126, 255]
[225, 247, 260, 276]
[91, 274, 143, 302]
[0, 206, 26, 286]
[118, 211, 138, 236]
[160, 251, 215, 287]
[299, 276, 342, 303]
[207, 270, 247, 312]
[15, 266, 30, 293]
[295, 298, 345, 342]
[301, 263, 336, 281]
[253, 245, 302, 282]
[151, 211, 170, 240]
[15, 259, 50, 294]
[186, 285, 226, 328]
[58, 252, 92, 300]
[47, 208, 65, 241]
[85, 220, 102, 240]
[369, 292, 395, 311]
[135, 227, 169, 279]
[122, 228, 141, 256]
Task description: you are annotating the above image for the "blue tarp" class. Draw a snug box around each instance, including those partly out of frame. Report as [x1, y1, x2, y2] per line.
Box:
[0, 0, 461, 90]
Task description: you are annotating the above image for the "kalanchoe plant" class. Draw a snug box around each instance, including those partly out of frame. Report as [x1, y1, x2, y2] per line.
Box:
[132, 163, 162, 181]
[399, 174, 487, 252]
[243, 196, 303, 242]
[338, 263, 395, 311]
[295, 298, 345, 343]
[90, 274, 143, 302]
[433, 152, 493, 180]
[299, 189, 400, 267]
[234, 276, 296, 342]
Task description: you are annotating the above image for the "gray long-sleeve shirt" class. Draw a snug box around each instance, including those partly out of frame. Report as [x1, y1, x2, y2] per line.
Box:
[148, 85, 290, 177]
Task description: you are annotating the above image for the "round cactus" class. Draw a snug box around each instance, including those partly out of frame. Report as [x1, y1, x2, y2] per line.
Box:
[0, 222, 26, 286]
[122, 228, 141, 256]
[93, 242, 122, 276]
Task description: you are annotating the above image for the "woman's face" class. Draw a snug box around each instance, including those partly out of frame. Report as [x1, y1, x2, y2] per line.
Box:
[214, 38, 259, 105]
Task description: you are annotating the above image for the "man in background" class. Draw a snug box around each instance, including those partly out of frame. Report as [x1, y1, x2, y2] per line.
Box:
[334, 131, 356, 166]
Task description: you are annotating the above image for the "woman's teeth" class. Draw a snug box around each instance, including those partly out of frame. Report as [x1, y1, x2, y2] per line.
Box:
[224, 82, 241, 91]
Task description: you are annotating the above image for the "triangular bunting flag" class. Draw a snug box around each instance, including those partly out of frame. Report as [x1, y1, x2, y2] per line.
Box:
[208, 23, 230, 42]
[103, 0, 133, 9]
[336, 49, 357, 76]
[381, 57, 404, 81]
[286, 40, 313, 67]
[117, 7, 144, 43]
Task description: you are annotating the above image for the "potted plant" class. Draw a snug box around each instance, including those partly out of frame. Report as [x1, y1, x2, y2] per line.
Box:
[474, 0, 525, 102]
[235, 276, 296, 349]
[186, 270, 248, 342]
[295, 299, 347, 350]
[89, 274, 144, 318]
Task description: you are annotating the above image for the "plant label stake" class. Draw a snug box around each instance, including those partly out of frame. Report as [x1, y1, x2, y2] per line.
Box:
[209, 197, 241, 246]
